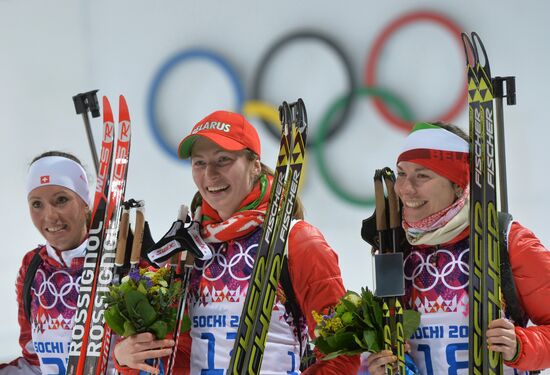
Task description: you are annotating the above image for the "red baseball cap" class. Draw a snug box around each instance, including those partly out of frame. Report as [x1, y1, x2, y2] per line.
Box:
[178, 110, 261, 159]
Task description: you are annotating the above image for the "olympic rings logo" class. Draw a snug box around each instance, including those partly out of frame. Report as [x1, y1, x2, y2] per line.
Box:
[147, 10, 466, 206]
[404, 248, 469, 292]
[195, 242, 256, 282]
[32, 269, 80, 310]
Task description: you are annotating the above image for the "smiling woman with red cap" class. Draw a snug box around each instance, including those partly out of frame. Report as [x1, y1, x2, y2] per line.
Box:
[114, 110, 360, 374]
[365, 122, 550, 375]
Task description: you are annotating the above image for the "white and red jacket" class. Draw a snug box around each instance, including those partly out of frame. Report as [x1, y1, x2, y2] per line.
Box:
[0, 242, 86, 375]
[117, 220, 360, 374]
[404, 221, 550, 374]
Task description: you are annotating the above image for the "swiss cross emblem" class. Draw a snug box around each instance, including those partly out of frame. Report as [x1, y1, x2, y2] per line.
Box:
[40, 175, 50, 184]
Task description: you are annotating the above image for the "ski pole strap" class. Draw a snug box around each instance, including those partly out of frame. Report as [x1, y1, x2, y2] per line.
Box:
[279, 256, 314, 370]
[23, 248, 43, 323]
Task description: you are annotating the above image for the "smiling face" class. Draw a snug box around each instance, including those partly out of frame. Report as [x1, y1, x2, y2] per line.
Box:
[394, 161, 459, 223]
[28, 185, 89, 251]
[191, 137, 261, 220]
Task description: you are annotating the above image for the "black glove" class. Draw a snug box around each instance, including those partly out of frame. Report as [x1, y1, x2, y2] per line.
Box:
[361, 210, 409, 254]
[140, 221, 156, 260]
[144, 214, 212, 267]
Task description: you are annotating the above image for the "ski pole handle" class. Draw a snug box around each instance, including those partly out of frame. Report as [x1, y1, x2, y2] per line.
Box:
[493, 76, 516, 214]
[382, 168, 400, 252]
[130, 201, 145, 266]
[114, 206, 131, 268]
[374, 169, 388, 252]
[73, 90, 101, 175]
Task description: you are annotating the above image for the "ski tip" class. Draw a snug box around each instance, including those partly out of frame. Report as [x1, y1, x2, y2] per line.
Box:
[119, 95, 130, 122]
[102, 96, 114, 123]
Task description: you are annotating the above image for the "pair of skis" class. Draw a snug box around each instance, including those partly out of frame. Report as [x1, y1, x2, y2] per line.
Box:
[227, 99, 308, 375]
[67, 94, 132, 375]
[463, 32, 515, 375]
[373, 168, 406, 375]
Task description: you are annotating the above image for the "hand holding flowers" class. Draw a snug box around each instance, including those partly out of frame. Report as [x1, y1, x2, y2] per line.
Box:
[312, 287, 420, 360]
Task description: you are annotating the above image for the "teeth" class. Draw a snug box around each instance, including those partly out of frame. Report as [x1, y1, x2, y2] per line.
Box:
[207, 185, 228, 192]
[46, 225, 65, 233]
[404, 201, 426, 208]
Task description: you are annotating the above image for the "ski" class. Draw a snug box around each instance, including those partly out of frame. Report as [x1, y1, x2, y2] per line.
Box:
[228, 99, 308, 375]
[473, 33, 502, 375]
[463, 32, 503, 375]
[383, 170, 406, 375]
[85, 95, 132, 375]
[67, 96, 116, 375]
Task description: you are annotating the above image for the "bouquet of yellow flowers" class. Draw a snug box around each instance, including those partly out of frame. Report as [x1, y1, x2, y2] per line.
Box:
[312, 287, 420, 360]
[104, 267, 184, 339]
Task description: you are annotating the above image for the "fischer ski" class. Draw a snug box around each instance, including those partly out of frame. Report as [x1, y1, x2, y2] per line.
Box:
[67, 95, 132, 375]
[463, 32, 502, 375]
[228, 99, 308, 375]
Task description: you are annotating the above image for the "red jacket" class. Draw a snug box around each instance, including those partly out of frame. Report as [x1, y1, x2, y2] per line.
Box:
[505, 221, 550, 371]
[0, 247, 42, 370]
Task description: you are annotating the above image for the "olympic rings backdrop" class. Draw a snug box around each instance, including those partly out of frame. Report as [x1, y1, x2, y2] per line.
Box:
[147, 10, 466, 207]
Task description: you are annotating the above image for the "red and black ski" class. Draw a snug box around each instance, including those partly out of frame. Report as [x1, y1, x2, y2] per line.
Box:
[67, 96, 115, 375]
[67, 96, 132, 375]
[86, 95, 131, 375]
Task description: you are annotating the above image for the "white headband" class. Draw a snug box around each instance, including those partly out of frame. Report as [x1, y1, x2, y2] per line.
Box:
[400, 126, 469, 155]
[27, 156, 91, 206]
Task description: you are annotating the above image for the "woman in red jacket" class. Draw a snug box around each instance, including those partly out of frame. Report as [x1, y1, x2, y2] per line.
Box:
[114, 110, 360, 374]
[0, 151, 91, 375]
[366, 122, 550, 374]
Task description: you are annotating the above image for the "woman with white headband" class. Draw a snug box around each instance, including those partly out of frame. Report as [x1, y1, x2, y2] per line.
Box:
[0, 151, 91, 375]
[365, 123, 550, 374]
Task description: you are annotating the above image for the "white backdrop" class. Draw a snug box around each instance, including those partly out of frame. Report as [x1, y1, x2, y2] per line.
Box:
[1, 0, 549, 370]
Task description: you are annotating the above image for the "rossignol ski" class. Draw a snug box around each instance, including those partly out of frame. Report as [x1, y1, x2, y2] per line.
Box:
[463, 32, 502, 375]
[67, 95, 132, 375]
[67, 96, 115, 375]
[228, 99, 308, 375]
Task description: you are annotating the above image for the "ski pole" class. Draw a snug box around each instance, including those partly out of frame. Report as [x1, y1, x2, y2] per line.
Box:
[73, 90, 101, 175]
[382, 169, 406, 375]
[493, 76, 516, 214]
[374, 169, 394, 375]
[166, 205, 196, 375]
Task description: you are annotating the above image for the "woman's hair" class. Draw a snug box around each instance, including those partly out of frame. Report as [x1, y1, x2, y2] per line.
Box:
[190, 149, 305, 220]
[31, 150, 92, 225]
[31, 150, 83, 165]
[432, 121, 469, 142]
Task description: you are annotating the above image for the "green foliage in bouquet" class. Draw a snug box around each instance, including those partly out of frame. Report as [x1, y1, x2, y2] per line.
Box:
[312, 287, 421, 360]
[104, 267, 183, 339]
